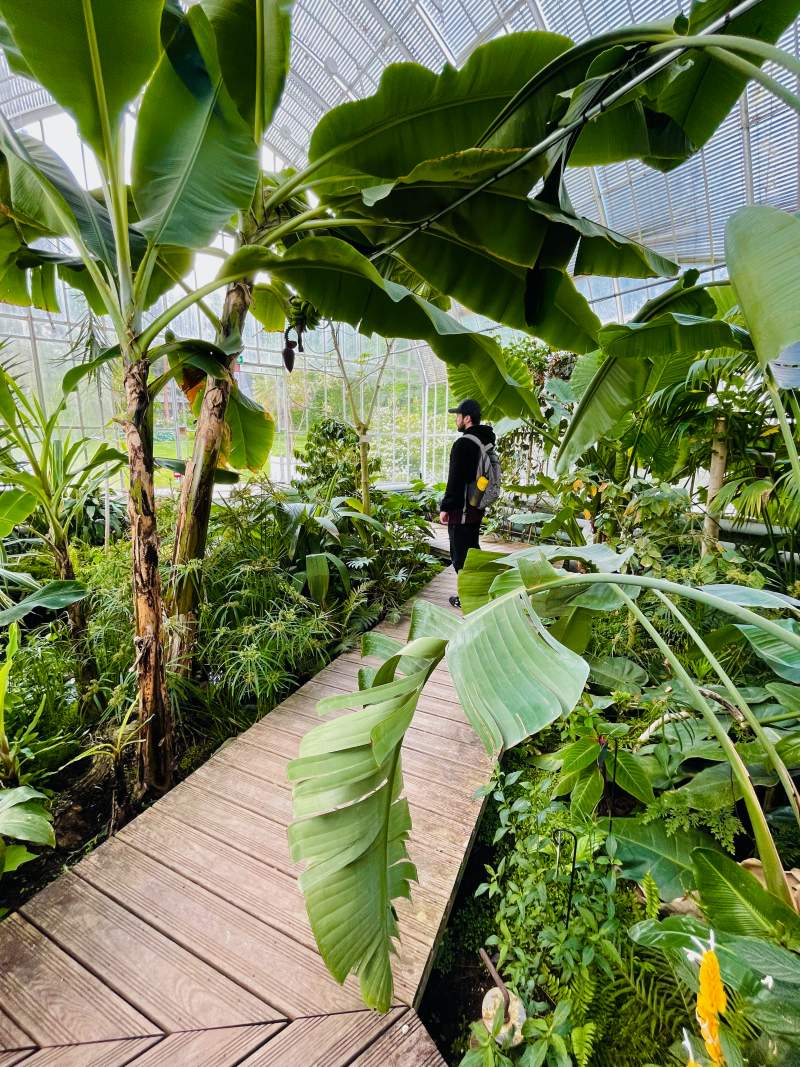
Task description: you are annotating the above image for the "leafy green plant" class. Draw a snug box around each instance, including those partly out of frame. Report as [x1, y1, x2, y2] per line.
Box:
[0, 784, 54, 892]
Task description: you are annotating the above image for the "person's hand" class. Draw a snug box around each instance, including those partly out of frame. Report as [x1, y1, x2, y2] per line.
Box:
[439, 511, 448, 525]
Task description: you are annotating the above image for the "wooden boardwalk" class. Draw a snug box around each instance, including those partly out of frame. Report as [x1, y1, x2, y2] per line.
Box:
[0, 554, 505, 1065]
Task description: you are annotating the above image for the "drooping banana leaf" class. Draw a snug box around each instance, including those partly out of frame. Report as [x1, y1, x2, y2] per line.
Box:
[0, 0, 163, 161]
[556, 272, 720, 472]
[132, 5, 259, 248]
[0, 580, 88, 626]
[288, 627, 448, 1011]
[216, 237, 540, 419]
[290, 586, 589, 1008]
[726, 205, 800, 388]
[202, 0, 294, 140]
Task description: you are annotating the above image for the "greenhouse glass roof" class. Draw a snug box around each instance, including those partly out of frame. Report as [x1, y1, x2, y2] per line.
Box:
[0, 0, 798, 394]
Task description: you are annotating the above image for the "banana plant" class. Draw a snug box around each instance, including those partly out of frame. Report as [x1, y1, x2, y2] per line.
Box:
[290, 542, 800, 1010]
[556, 205, 800, 502]
[0, 0, 795, 792]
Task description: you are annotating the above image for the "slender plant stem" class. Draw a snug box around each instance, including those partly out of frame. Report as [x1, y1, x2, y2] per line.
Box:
[653, 589, 800, 830]
[525, 571, 800, 652]
[258, 205, 332, 245]
[706, 47, 800, 115]
[764, 369, 800, 493]
[652, 35, 800, 77]
[617, 589, 794, 906]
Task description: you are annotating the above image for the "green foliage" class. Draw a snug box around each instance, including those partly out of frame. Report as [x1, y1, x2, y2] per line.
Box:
[293, 418, 380, 499]
[0, 784, 54, 889]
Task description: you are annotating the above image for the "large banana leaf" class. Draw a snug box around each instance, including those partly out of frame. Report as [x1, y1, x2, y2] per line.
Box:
[0, 129, 117, 267]
[221, 385, 275, 473]
[0, 489, 36, 538]
[737, 620, 800, 683]
[290, 587, 588, 1007]
[726, 206, 800, 387]
[218, 237, 540, 419]
[642, 0, 800, 168]
[288, 627, 448, 1011]
[132, 5, 259, 248]
[307, 33, 572, 183]
[202, 0, 293, 140]
[0, 0, 163, 161]
[555, 273, 720, 472]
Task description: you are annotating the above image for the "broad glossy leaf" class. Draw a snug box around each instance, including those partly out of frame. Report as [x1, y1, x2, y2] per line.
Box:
[598, 313, 748, 362]
[674, 762, 743, 810]
[305, 553, 330, 607]
[629, 916, 768, 992]
[610, 749, 655, 805]
[288, 623, 448, 1011]
[0, 489, 36, 537]
[222, 385, 275, 473]
[308, 33, 571, 182]
[0, 580, 88, 626]
[586, 655, 648, 693]
[0, 129, 117, 267]
[2, 843, 36, 874]
[251, 285, 286, 331]
[608, 817, 718, 900]
[133, 5, 259, 248]
[446, 589, 589, 756]
[767, 682, 800, 715]
[556, 273, 721, 472]
[220, 237, 540, 419]
[571, 766, 603, 819]
[457, 550, 508, 615]
[0, 0, 163, 159]
[701, 584, 800, 613]
[202, 0, 293, 138]
[646, 0, 800, 169]
[727, 206, 800, 387]
[0, 790, 54, 846]
[693, 847, 800, 944]
[738, 620, 800, 684]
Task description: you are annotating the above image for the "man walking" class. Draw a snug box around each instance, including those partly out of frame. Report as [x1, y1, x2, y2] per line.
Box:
[439, 398, 496, 609]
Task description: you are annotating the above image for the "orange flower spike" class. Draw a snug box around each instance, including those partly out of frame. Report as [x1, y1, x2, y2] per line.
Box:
[696, 946, 727, 1066]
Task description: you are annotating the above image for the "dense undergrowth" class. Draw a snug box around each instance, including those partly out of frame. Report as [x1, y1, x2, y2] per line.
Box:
[0, 419, 439, 911]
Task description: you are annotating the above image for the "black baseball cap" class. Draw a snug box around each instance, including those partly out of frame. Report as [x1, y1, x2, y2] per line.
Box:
[448, 398, 481, 422]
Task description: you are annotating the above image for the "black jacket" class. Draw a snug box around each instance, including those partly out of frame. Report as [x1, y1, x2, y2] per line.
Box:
[440, 423, 496, 524]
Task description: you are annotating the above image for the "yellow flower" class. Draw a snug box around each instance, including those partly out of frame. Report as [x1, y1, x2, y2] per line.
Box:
[583, 509, 592, 521]
[696, 946, 726, 1065]
[572, 478, 583, 491]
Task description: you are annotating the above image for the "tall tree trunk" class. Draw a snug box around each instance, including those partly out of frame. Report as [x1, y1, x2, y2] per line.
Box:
[357, 424, 371, 516]
[702, 415, 729, 555]
[53, 538, 96, 698]
[167, 279, 251, 674]
[123, 356, 173, 793]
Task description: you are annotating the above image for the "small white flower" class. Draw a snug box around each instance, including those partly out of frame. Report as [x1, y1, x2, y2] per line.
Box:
[761, 974, 774, 991]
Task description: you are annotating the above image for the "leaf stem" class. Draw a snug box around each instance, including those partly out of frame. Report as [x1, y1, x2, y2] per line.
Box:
[653, 589, 800, 831]
[617, 588, 793, 906]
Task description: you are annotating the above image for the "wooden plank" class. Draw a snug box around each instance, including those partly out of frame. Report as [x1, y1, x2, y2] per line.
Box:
[18, 1037, 160, 1066]
[20, 874, 275, 1032]
[237, 1009, 405, 1066]
[0, 1052, 34, 1066]
[125, 1024, 284, 1066]
[76, 839, 366, 1018]
[0, 913, 158, 1048]
[350, 1010, 446, 1067]
[0, 1009, 34, 1056]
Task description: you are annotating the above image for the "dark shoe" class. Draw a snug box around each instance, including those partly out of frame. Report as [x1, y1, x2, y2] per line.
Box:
[449, 595, 461, 609]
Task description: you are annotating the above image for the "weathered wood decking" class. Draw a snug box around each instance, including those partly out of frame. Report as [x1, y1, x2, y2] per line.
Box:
[0, 539, 516, 1065]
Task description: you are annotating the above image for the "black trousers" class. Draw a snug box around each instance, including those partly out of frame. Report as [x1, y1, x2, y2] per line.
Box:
[448, 522, 481, 573]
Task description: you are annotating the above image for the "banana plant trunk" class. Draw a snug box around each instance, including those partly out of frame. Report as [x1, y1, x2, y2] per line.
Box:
[167, 279, 251, 674]
[123, 355, 173, 793]
[702, 415, 729, 555]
